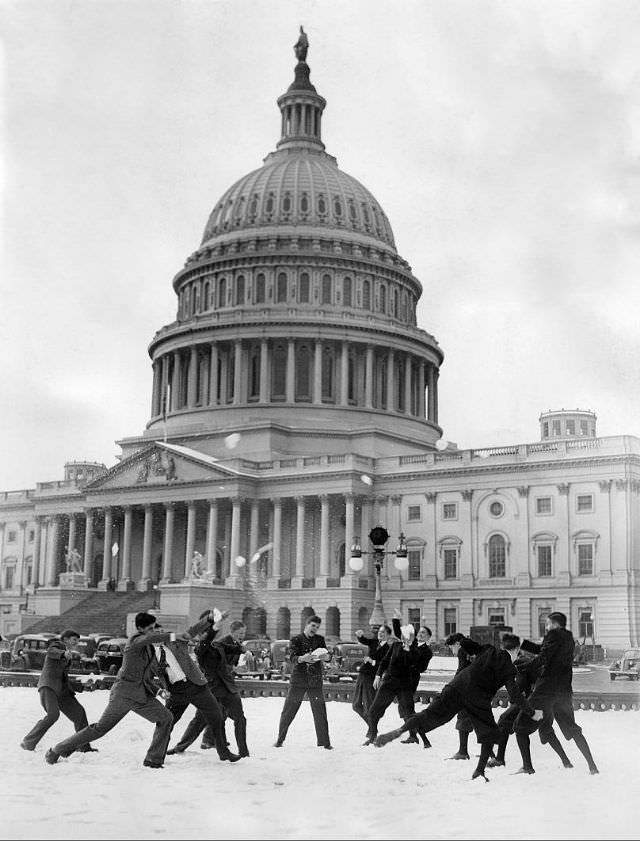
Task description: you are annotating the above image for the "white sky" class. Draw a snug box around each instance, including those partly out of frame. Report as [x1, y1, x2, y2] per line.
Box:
[2, 688, 638, 839]
[1, 0, 640, 490]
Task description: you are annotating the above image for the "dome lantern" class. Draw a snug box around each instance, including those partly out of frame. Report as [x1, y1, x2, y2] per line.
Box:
[276, 26, 327, 154]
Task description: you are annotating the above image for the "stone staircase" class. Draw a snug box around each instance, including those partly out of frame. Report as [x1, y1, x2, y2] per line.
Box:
[23, 591, 158, 637]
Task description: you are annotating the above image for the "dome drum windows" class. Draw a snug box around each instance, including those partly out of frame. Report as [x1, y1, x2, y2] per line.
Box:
[249, 194, 259, 221]
[321, 274, 332, 306]
[299, 272, 310, 304]
[265, 192, 276, 220]
[333, 196, 343, 223]
[342, 276, 352, 308]
[276, 272, 288, 304]
[300, 192, 310, 217]
[317, 194, 327, 218]
[255, 273, 266, 304]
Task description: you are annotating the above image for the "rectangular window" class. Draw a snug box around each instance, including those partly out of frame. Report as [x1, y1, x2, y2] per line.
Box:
[28, 530, 35, 543]
[26, 565, 33, 586]
[537, 545, 552, 577]
[578, 544, 593, 576]
[566, 420, 575, 435]
[535, 496, 552, 515]
[552, 420, 561, 436]
[408, 550, 421, 581]
[488, 610, 505, 626]
[578, 609, 594, 639]
[7, 530, 16, 543]
[407, 608, 421, 627]
[538, 607, 551, 639]
[444, 608, 457, 637]
[577, 494, 593, 513]
[580, 420, 588, 435]
[5, 567, 14, 589]
[407, 505, 421, 522]
[443, 549, 458, 579]
[542, 422, 549, 437]
[442, 503, 457, 520]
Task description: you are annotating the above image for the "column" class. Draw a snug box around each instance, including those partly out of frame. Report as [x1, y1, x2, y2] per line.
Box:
[171, 350, 181, 410]
[67, 513, 77, 554]
[319, 494, 330, 577]
[209, 342, 219, 406]
[118, 505, 134, 590]
[294, 496, 305, 579]
[272, 498, 282, 579]
[151, 360, 161, 417]
[184, 501, 197, 580]
[376, 495, 388, 530]
[206, 499, 218, 578]
[557, 484, 571, 585]
[47, 515, 60, 587]
[139, 504, 153, 590]
[433, 369, 439, 424]
[404, 353, 412, 414]
[249, 500, 260, 565]
[417, 360, 426, 419]
[286, 339, 295, 402]
[32, 516, 42, 588]
[360, 497, 372, 576]
[389, 495, 402, 581]
[229, 498, 242, 578]
[161, 503, 175, 583]
[313, 339, 322, 404]
[188, 346, 198, 407]
[386, 350, 395, 411]
[340, 340, 349, 405]
[461, 489, 474, 586]
[365, 345, 374, 409]
[233, 340, 243, 405]
[201, 347, 210, 405]
[100, 508, 113, 587]
[427, 364, 436, 421]
[344, 493, 355, 576]
[83, 509, 94, 581]
[260, 340, 269, 402]
[161, 355, 169, 418]
[17, 521, 27, 589]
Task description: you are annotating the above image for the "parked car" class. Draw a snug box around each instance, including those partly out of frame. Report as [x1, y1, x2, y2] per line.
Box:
[327, 642, 369, 681]
[270, 639, 291, 678]
[5, 633, 57, 671]
[95, 638, 128, 675]
[609, 649, 640, 681]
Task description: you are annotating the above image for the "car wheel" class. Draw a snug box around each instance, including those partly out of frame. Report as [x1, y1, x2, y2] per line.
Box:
[609, 674, 616, 681]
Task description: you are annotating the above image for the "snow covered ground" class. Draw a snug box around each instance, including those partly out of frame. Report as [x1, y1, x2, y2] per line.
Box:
[2, 687, 637, 840]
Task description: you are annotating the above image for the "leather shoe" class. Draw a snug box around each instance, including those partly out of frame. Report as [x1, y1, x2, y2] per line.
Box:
[143, 759, 164, 768]
[200, 742, 215, 750]
[20, 740, 34, 751]
[239, 750, 250, 758]
[362, 739, 372, 746]
[80, 746, 99, 753]
[448, 751, 470, 760]
[273, 740, 284, 748]
[471, 770, 489, 782]
[166, 748, 183, 756]
[45, 749, 60, 765]
[322, 745, 333, 750]
[401, 736, 419, 744]
[512, 767, 535, 775]
[589, 766, 599, 775]
[220, 751, 241, 762]
[487, 758, 505, 767]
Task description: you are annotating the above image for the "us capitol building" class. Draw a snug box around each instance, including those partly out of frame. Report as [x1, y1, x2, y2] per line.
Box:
[1, 33, 638, 653]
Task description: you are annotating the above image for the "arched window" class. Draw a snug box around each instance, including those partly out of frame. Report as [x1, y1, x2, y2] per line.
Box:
[277, 607, 291, 639]
[183, 288, 190, 319]
[235, 275, 245, 306]
[343, 277, 352, 307]
[348, 199, 358, 223]
[202, 280, 210, 311]
[300, 606, 315, 632]
[282, 193, 292, 214]
[393, 288, 399, 317]
[249, 345, 260, 400]
[299, 272, 310, 303]
[333, 197, 343, 218]
[317, 194, 327, 215]
[322, 274, 332, 305]
[322, 346, 335, 402]
[271, 344, 286, 400]
[249, 194, 259, 219]
[218, 277, 227, 308]
[300, 193, 309, 214]
[295, 344, 311, 401]
[379, 284, 386, 314]
[325, 606, 340, 638]
[265, 192, 275, 216]
[255, 273, 266, 304]
[488, 535, 506, 578]
[362, 279, 371, 310]
[277, 272, 288, 303]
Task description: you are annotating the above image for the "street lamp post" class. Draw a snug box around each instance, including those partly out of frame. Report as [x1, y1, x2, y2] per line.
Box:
[348, 526, 408, 627]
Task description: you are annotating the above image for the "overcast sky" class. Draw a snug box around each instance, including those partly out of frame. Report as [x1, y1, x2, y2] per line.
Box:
[1, 0, 639, 490]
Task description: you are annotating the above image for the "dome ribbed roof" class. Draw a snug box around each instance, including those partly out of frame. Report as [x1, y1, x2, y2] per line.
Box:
[200, 152, 397, 250]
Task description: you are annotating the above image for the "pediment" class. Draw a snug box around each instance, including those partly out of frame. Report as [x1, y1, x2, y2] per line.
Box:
[85, 443, 241, 491]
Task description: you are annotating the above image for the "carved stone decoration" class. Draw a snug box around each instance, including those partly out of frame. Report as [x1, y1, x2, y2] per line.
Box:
[425, 492, 437, 503]
[136, 451, 177, 484]
[461, 490, 473, 501]
[517, 486, 530, 498]
[616, 479, 629, 491]
[599, 480, 613, 493]
[557, 483, 570, 495]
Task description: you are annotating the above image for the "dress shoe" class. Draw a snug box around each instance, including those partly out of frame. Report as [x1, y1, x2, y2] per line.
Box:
[273, 739, 284, 748]
[471, 770, 489, 782]
[20, 740, 34, 751]
[589, 765, 599, 775]
[487, 758, 505, 768]
[362, 739, 373, 746]
[374, 731, 399, 748]
[80, 746, 99, 753]
[448, 751, 470, 760]
[166, 747, 185, 756]
[239, 749, 250, 758]
[200, 742, 215, 750]
[512, 767, 535, 775]
[322, 745, 333, 750]
[143, 759, 164, 768]
[401, 736, 419, 744]
[422, 740, 432, 749]
[563, 760, 574, 769]
[45, 748, 60, 765]
[220, 750, 241, 762]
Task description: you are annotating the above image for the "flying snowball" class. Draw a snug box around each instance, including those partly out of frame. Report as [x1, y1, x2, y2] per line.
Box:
[234, 555, 247, 567]
[360, 474, 373, 485]
[224, 433, 241, 449]
[435, 438, 448, 451]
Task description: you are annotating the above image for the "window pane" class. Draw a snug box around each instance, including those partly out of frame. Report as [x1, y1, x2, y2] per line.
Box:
[407, 505, 421, 521]
[488, 535, 506, 577]
[537, 545, 552, 577]
[408, 550, 421, 581]
[578, 544, 593, 575]
[536, 497, 552, 514]
[444, 608, 457, 636]
[443, 503, 457, 520]
[444, 549, 457, 579]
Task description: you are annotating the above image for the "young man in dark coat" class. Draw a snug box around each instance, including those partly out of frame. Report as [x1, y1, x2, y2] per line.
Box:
[352, 623, 393, 738]
[44, 612, 176, 768]
[444, 632, 475, 760]
[274, 615, 332, 749]
[400, 623, 433, 747]
[21, 629, 97, 753]
[519, 611, 599, 775]
[168, 618, 248, 757]
[375, 632, 539, 781]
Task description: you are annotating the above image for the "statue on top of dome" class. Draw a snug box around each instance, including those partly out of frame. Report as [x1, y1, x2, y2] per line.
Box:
[294, 26, 308, 62]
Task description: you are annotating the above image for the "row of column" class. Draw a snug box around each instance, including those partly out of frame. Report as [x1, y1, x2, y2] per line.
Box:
[151, 339, 439, 422]
[26, 493, 407, 590]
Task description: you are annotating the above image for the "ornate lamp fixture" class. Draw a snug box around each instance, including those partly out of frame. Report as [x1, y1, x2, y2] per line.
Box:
[348, 526, 408, 626]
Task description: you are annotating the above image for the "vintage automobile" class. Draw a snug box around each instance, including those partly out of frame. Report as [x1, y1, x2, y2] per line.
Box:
[3, 633, 56, 671]
[609, 648, 640, 681]
[95, 637, 128, 675]
[325, 642, 369, 681]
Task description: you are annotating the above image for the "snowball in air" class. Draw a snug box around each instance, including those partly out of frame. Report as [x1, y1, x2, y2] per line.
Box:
[234, 555, 247, 567]
[435, 438, 448, 451]
[224, 433, 241, 449]
[360, 474, 373, 485]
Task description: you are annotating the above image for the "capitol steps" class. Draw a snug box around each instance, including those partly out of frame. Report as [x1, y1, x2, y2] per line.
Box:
[23, 591, 157, 637]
